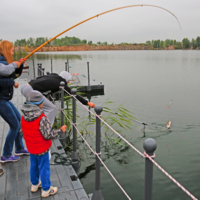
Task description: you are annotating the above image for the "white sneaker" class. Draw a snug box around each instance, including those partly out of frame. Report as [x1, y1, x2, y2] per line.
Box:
[31, 180, 41, 192]
[41, 186, 58, 198]
[49, 150, 51, 160]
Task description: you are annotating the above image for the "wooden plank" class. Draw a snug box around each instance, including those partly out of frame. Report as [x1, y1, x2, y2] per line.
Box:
[54, 188, 78, 200]
[0, 122, 4, 139]
[5, 162, 20, 199]
[50, 163, 62, 188]
[0, 137, 6, 200]
[52, 139, 84, 192]
[0, 137, 5, 158]
[0, 78, 90, 200]
[41, 196, 54, 200]
[52, 140, 65, 154]
[74, 189, 89, 200]
[27, 157, 42, 200]
[64, 165, 83, 190]
[4, 156, 29, 199]
[51, 140, 73, 191]
[54, 164, 73, 189]
[49, 142, 62, 189]
[16, 156, 30, 200]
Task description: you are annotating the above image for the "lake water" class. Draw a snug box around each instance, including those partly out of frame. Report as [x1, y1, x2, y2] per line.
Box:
[26, 50, 200, 200]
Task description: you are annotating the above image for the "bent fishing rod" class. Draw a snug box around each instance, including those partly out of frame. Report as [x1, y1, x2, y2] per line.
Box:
[24, 4, 181, 60]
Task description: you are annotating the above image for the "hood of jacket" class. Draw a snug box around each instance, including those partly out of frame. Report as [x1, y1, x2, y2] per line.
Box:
[21, 104, 43, 121]
[0, 55, 8, 65]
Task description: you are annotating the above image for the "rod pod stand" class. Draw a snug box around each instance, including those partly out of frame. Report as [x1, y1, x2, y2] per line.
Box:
[32, 59, 35, 79]
[71, 88, 80, 167]
[37, 63, 42, 77]
[87, 62, 91, 91]
[92, 105, 104, 200]
[65, 62, 68, 72]
[67, 58, 69, 72]
[59, 81, 66, 146]
[143, 138, 157, 200]
[51, 58, 53, 73]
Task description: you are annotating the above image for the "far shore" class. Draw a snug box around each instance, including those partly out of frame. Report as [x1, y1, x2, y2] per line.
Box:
[14, 44, 197, 53]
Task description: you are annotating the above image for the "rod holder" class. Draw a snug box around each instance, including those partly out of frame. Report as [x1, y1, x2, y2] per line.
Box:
[65, 62, 68, 71]
[92, 105, 104, 200]
[71, 88, 79, 163]
[143, 138, 157, 200]
[59, 81, 66, 146]
[87, 62, 91, 91]
[37, 63, 41, 77]
[32, 59, 35, 79]
[67, 58, 69, 72]
[51, 58, 53, 73]
[42, 68, 45, 76]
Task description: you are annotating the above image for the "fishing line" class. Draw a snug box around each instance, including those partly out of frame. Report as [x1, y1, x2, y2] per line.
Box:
[24, 4, 181, 60]
[168, 99, 172, 108]
[103, 108, 171, 129]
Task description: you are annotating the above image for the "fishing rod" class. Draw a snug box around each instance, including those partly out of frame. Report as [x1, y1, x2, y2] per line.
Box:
[103, 108, 171, 129]
[24, 4, 181, 60]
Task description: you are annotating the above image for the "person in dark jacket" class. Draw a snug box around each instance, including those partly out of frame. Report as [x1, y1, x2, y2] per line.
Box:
[21, 71, 95, 125]
[0, 40, 29, 163]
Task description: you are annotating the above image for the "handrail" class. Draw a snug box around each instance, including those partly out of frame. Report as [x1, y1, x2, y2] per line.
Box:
[33, 67, 197, 200]
[60, 86, 198, 200]
[59, 106, 131, 200]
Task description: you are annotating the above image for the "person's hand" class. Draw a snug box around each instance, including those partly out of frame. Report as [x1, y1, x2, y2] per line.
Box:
[19, 58, 26, 65]
[60, 125, 67, 132]
[13, 61, 21, 68]
[88, 102, 95, 108]
[14, 82, 19, 88]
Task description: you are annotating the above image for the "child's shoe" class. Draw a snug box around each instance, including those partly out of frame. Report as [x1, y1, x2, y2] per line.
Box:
[15, 148, 30, 156]
[0, 155, 20, 163]
[41, 186, 58, 197]
[31, 180, 42, 192]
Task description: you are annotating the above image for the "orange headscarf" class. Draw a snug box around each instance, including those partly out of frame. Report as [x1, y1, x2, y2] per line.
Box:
[0, 40, 14, 64]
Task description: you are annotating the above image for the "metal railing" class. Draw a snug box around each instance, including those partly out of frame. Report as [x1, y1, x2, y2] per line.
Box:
[34, 61, 198, 200]
[58, 83, 198, 200]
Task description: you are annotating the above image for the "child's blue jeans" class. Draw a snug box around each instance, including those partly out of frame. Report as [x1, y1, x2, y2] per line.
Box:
[30, 152, 51, 191]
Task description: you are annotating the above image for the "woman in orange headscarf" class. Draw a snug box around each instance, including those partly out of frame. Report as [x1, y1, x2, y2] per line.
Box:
[0, 40, 29, 163]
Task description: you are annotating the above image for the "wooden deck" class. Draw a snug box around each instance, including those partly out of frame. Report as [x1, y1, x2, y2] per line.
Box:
[0, 79, 89, 200]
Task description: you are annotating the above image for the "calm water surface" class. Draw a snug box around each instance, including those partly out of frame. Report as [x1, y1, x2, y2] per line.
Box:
[26, 50, 200, 200]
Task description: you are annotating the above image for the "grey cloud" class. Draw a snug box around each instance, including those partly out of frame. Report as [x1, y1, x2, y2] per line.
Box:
[1, 0, 200, 43]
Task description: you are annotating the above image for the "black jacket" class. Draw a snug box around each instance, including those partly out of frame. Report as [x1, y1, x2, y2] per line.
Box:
[29, 73, 88, 105]
[0, 56, 23, 100]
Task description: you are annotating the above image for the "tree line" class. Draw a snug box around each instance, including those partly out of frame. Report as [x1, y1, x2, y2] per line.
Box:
[1, 36, 200, 49]
[13, 36, 87, 47]
[146, 37, 200, 49]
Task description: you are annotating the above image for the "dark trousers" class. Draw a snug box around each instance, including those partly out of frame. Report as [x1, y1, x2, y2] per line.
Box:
[0, 100, 24, 157]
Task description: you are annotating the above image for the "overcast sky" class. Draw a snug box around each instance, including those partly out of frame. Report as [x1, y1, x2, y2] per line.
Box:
[1, 0, 200, 44]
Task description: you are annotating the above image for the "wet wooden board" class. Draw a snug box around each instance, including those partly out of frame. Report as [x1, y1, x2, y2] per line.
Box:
[0, 78, 89, 200]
